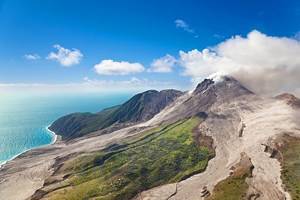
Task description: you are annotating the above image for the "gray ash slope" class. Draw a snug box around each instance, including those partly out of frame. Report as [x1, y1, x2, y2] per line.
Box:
[153, 75, 254, 125]
[49, 89, 183, 140]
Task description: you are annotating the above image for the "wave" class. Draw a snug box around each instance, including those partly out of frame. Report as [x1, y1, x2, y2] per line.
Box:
[46, 125, 58, 144]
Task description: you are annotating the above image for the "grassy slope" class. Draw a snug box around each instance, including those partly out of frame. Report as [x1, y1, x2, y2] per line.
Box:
[278, 136, 300, 200]
[43, 117, 214, 200]
[207, 175, 249, 200]
[49, 105, 121, 140]
[207, 154, 252, 200]
[50, 90, 182, 140]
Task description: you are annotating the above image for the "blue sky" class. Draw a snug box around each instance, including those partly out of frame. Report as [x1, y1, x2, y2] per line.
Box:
[0, 0, 300, 93]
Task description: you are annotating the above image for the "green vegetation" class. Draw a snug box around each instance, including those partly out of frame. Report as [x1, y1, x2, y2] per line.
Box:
[49, 105, 121, 140]
[44, 117, 214, 200]
[208, 154, 253, 200]
[279, 136, 300, 200]
[50, 90, 182, 140]
[208, 175, 249, 200]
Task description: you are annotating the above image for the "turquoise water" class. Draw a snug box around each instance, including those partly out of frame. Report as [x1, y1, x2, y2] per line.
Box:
[0, 93, 132, 165]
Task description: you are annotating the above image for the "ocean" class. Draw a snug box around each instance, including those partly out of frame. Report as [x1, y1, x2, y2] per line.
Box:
[0, 92, 132, 165]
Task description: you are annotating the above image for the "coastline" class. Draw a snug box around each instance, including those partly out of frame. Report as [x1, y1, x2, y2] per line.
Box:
[46, 124, 58, 145]
[0, 124, 58, 168]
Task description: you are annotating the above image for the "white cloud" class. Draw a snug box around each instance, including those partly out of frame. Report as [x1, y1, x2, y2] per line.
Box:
[94, 59, 145, 75]
[47, 44, 83, 67]
[83, 77, 172, 90]
[0, 77, 182, 94]
[81, 76, 186, 92]
[179, 30, 300, 94]
[149, 54, 176, 73]
[175, 19, 194, 33]
[175, 19, 198, 38]
[24, 54, 40, 60]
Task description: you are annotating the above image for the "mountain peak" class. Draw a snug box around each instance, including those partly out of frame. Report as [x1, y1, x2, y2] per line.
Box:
[193, 74, 253, 96]
[157, 75, 254, 125]
[275, 93, 300, 108]
[115, 89, 183, 123]
[193, 78, 215, 94]
[207, 72, 228, 83]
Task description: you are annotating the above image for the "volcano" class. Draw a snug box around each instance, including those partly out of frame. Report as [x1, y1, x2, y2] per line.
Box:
[1, 75, 300, 200]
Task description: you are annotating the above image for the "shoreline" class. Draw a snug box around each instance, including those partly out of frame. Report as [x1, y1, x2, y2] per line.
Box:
[0, 124, 58, 168]
[46, 124, 58, 145]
